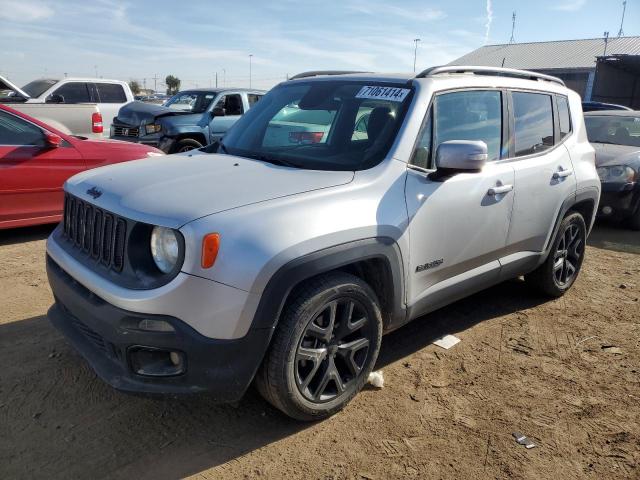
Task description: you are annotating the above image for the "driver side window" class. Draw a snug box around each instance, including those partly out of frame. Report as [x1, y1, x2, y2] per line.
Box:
[50, 82, 91, 103]
[215, 94, 244, 116]
[0, 111, 44, 146]
[411, 90, 503, 169]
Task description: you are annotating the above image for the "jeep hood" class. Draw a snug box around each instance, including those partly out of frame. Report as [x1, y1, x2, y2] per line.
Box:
[64, 153, 354, 228]
[115, 101, 194, 125]
[592, 143, 640, 168]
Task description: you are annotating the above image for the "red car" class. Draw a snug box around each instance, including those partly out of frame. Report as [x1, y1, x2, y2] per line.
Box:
[0, 105, 164, 229]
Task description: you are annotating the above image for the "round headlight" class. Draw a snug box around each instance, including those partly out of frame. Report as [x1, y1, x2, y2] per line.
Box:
[150, 226, 179, 273]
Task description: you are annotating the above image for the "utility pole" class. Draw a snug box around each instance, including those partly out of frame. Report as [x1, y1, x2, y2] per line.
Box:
[152, 74, 159, 93]
[94, 65, 98, 77]
[143, 78, 147, 90]
[618, 0, 627, 37]
[215, 72, 218, 88]
[413, 38, 421, 73]
[603, 31, 610, 56]
[223, 69, 226, 87]
[249, 54, 253, 88]
[509, 12, 517, 44]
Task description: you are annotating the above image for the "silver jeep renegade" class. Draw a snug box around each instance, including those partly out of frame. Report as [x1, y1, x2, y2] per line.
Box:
[46, 67, 600, 420]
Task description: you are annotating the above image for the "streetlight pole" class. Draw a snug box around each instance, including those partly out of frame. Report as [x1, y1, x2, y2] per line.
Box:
[413, 39, 421, 73]
[249, 54, 253, 88]
[223, 69, 226, 87]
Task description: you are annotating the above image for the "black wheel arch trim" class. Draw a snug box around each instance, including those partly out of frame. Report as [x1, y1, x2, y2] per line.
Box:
[541, 186, 599, 262]
[248, 237, 407, 334]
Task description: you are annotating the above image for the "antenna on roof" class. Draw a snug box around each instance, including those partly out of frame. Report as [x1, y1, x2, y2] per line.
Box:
[603, 31, 610, 55]
[618, 0, 627, 37]
[509, 12, 516, 44]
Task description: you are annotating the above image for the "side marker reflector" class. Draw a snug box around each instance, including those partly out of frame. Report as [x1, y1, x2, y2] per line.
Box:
[201, 233, 220, 268]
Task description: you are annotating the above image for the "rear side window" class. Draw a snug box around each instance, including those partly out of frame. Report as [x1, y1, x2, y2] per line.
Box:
[96, 83, 127, 103]
[557, 95, 571, 139]
[512, 92, 554, 157]
[248, 94, 263, 107]
[52, 82, 91, 103]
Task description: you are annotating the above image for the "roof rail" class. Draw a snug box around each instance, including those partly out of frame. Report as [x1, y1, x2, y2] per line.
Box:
[289, 70, 370, 80]
[415, 66, 565, 86]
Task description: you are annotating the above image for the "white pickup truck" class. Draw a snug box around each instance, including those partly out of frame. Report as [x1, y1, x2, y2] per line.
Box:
[0, 75, 134, 137]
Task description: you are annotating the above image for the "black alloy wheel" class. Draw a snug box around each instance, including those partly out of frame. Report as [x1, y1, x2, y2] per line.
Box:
[295, 298, 373, 403]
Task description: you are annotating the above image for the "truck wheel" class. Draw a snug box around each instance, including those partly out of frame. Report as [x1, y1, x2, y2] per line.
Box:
[173, 139, 203, 153]
[256, 272, 383, 421]
[525, 212, 586, 297]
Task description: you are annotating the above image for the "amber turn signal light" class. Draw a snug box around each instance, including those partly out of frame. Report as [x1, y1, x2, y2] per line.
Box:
[201, 233, 220, 268]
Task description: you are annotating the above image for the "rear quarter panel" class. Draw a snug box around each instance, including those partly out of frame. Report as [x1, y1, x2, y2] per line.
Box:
[9, 103, 102, 138]
[566, 91, 600, 226]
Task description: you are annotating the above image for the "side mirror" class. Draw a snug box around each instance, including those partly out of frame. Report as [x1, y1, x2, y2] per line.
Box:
[211, 106, 226, 117]
[435, 140, 488, 172]
[44, 132, 63, 148]
[46, 94, 65, 104]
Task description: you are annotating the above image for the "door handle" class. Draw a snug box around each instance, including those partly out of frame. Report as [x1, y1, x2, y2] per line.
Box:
[487, 184, 514, 196]
[553, 168, 573, 179]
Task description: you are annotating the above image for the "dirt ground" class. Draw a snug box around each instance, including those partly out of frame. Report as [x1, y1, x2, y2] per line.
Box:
[0, 223, 638, 479]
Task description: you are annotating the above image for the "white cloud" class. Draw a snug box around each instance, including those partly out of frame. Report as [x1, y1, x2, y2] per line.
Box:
[0, 0, 53, 21]
[552, 0, 587, 11]
[484, 0, 493, 44]
[347, 1, 445, 21]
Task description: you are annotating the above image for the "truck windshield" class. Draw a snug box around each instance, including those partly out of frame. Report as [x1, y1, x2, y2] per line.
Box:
[22, 79, 58, 98]
[164, 91, 217, 113]
[219, 81, 413, 171]
[585, 115, 640, 147]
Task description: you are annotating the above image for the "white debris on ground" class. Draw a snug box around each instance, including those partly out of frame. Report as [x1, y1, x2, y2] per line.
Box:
[367, 370, 384, 388]
[433, 334, 461, 350]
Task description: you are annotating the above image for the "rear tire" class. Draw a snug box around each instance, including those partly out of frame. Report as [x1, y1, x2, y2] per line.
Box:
[255, 272, 383, 421]
[172, 138, 203, 153]
[525, 212, 586, 297]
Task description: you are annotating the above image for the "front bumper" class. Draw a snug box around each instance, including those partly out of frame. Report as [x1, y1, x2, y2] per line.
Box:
[46, 256, 272, 399]
[110, 128, 175, 153]
[597, 181, 640, 219]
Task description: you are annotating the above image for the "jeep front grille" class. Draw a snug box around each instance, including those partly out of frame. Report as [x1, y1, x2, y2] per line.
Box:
[62, 193, 127, 272]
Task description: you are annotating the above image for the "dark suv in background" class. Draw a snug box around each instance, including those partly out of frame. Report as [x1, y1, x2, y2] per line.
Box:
[111, 88, 265, 153]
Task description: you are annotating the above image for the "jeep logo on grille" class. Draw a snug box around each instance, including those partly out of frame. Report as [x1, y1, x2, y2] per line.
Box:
[86, 186, 103, 199]
[122, 128, 129, 136]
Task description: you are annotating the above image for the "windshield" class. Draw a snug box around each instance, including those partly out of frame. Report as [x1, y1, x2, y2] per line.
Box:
[22, 79, 58, 98]
[219, 81, 413, 171]
[585, 115, 640, 147]
[164, 91, 217, 113]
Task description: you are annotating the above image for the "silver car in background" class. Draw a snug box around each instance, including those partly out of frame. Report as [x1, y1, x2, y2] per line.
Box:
[45, 67, 599, 420]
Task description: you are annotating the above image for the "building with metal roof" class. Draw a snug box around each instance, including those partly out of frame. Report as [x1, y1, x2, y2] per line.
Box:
[449, 37, 640, 108]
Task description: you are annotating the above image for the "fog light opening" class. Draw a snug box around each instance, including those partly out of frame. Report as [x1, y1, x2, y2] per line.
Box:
[602, 206, 613, 215]
[137, 318, 175, 332]
[129, 347, 185, 377]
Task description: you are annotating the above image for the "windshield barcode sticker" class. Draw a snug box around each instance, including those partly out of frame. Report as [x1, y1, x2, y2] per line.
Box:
[356, 86, 410, 102]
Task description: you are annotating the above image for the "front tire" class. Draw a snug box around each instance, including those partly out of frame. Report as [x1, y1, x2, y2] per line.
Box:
[525, 212, 586, 297]
[172, 138, 203, 153]
[626, 207, 640, 231]
[255, 273, 383, 421]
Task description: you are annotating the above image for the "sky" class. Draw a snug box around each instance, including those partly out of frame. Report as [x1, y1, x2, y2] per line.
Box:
[1, 0, 638, 92]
